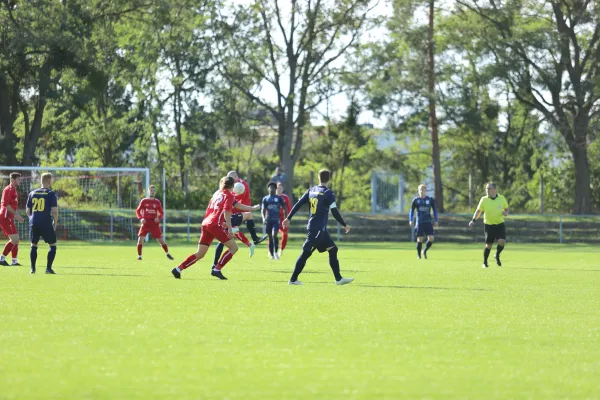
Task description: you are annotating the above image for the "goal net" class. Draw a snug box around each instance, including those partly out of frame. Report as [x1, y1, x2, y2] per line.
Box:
[0, 167, 153, 241]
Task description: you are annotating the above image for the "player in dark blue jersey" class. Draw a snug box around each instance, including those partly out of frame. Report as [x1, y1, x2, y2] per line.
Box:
[282, 169, 353, 285]
[409, 184, 439, 259]
[262, 182, 288, 259]
[25, 173, 58, 274]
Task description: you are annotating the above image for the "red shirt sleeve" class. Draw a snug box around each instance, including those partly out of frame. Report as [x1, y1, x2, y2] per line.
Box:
[156, 199, 164, 219]
[223, 191, 235, 212]
[1, 187, 8, 208]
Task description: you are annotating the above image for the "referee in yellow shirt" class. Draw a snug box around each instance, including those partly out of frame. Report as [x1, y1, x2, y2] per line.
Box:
[468, 183, 509, 268]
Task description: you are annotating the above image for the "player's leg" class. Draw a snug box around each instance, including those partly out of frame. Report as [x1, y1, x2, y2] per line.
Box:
[29, 225, 40, 274]
[272, 221, 280, 259]
[136, 224, 147, 260]
[172, 242, 211, 279]
[423, 223, 434, 259]
[156, 236, 174, 260]
[289, 235, 315, 285]
[279, 225, 288, 256]
[266, 221, 275, 259]
[242, 212, 266, 244]
[416, 236, 424, 259]
[495, 224, 506, 266]
[321, 232, 353, 285]
[44, 229, 58, 274]
[212, 239, 239, 280]
[10, 232, 20, 265]
[482, 225, 494, 268]
[0, 218, 14, 265]
[213, 242, 225, 269]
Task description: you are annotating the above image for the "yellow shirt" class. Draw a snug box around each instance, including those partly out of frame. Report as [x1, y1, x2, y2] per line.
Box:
[476, 195, 509, 225]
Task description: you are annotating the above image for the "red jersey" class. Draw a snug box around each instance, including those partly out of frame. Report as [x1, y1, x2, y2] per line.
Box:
[233, 179, 251, 207]
[202, 189, 236, 227]
[0, 185, 18, 220]
[136, 197, 164, 225]
[279, 193, 291, 220]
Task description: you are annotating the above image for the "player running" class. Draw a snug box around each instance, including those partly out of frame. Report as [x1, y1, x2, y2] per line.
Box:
[136, 185, 173, 261]
[283, 169, 353, 286]
[0, 172, 25, 266]
[262, 182, 288, 260]
[226, 171, 266, 245]
[171, 176, 260, 280]
[409, 184, 439, 259]
[276, 182, 292, 257]
[25, 173, 59, 274]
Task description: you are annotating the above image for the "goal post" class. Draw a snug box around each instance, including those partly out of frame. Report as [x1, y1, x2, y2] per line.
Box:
[0, 166, 155, 242]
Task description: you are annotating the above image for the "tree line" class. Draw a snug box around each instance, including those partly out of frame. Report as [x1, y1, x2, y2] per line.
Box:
[1, 0, 599, 213]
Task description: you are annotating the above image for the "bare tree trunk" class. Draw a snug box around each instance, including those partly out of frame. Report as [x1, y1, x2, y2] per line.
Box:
[427, 0, 444, 211]
[0, 74, 19, 165]
[22, 59, 52, 166]
[569, 139, 592, 214]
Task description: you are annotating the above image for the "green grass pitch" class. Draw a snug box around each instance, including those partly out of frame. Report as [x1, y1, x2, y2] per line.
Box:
[1, 241, 599, 399]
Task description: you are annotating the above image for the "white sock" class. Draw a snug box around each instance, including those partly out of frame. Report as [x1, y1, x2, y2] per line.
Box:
[0, 255, 4, 261]
[176, 267, 181, 273]
[12, 258, 17, 264]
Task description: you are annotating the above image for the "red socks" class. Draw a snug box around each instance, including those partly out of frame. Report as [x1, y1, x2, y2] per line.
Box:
[137, 244, 142, 256]
[216, 250, 234, 270]
[2, 242, 13, 257]
[11, 244, 18, 258]
[235, 231, 251, 247]
[161, 243, 169, 253]
[179, 254, 198, 270]
[280, 232, 288, 250]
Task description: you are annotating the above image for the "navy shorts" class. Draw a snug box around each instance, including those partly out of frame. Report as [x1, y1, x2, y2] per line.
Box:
[415, 222, 434, 237]
[30, 224, 57, 244]
[302, 230, 335, 253]
[266, 220, 280, 234]
[231, 213, 244, 227]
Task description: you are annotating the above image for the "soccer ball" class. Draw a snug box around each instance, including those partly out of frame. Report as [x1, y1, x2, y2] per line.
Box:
[233, 182, 245, 195]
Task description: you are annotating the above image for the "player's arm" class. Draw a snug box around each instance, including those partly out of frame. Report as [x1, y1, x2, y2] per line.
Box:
[503, 197, 509, 216]
[409, 199, 416, 227]
[136, 200, 145, 223]
[5, 204, 23, 222]
[157, 201, 164, 221]
[431, 198, 439, 227]
[25, 194, 32, 218]
[283, 191, 309, 228]
[51, 193, 58, 229]
[232, 203, 260, 212]
[330, 203, 350, 233]
[223, 195, 235, 238]
[469, 198, 484, 227]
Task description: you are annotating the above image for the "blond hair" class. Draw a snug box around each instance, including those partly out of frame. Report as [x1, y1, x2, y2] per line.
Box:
[418, 184, 427, 191]
[41, 173, 52, 185]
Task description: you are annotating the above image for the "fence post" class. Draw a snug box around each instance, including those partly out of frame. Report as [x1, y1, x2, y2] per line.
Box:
[468, 173, 473, 210]
[110, 211, 114, 241]
[559, 215, 563, 244]
[540, 175, 544, 213]
[187, 211, 191, 242]
[399, 172, 405, 213]
[371, 171, 377, 213]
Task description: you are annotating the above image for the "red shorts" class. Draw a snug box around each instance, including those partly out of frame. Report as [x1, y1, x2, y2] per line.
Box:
[0, 217, 17, 237]
[138, 223, 163, 239]
[199, 224, 231, 246]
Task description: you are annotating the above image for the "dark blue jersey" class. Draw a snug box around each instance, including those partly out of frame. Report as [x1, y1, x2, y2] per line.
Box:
[409, 196, 438, 225]
[26, 188, 58, 227]
[288, 185, 336, 231]
[262, 194, 286, 221]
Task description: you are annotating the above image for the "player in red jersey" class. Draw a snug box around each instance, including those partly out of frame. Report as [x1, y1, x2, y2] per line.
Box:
[136, 185, 173, 261]
[0, 172, 25, 266]
[171, 176, 260, 280]
[276, 182, 292, 257]
[226, 171, 266, 245]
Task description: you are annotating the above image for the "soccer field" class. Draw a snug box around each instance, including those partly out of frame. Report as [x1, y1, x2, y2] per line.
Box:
[1, 242, 599, 399]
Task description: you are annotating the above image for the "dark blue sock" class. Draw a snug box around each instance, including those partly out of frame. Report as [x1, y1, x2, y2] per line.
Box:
[268, 234, 274, 255]
[328, 247, 342, 281]
[290, 250, 312, 282]
[47, 246, 56, 270]
[30, 246, 38, 269]
[213, 242, 224, 267]
[245, 220, 259, 241]
[417, 242, 423, 256]
[274, 236, 279, 253]
[425, 241, 433, 250]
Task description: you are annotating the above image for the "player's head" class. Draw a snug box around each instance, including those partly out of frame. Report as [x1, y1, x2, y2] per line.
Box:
[275, 166, 282, 175]
[226, 171, 240, 183]
[276, 182, 284, 195]
[485, 182, 497, 197]
[220, 176, 235, 191]
[318, 169, 331, 185]
[148, 185, 156, 198]
[267, 182, 277, 195]
[418, 184, 427, 197]
[41, 173, 52, 188]
[9, 172, 21, 186]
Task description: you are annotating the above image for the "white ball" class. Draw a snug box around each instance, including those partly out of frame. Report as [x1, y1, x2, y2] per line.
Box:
[233, 182, 245, 195]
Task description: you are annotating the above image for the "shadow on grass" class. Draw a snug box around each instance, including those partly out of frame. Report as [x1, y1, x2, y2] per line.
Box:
[505, 267, 600, 272]
[356, 284, 490, 291]
[255, 269, 363, 274]
[60, 272, 144, 277]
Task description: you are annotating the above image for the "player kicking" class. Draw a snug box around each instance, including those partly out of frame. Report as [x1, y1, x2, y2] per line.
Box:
[25, 173, 59, 274]
[276, 182, 292, 257]
[171, 176, 260, 280]
[409, 184, 439, 259]
[136, 185, 173, 261]
[0, 172, 25, 266]
[283, 169, 353, 286]
[226, 171, 266, 245]
[262, 182, 288, 260]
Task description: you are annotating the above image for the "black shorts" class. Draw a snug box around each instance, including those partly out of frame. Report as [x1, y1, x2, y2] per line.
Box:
[415, 222, 434, 237]
[484, 223, 506, 244]
[30, 224, 57, 244]
[302, 230, 336, 253]
[231, 213, 244, 227]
